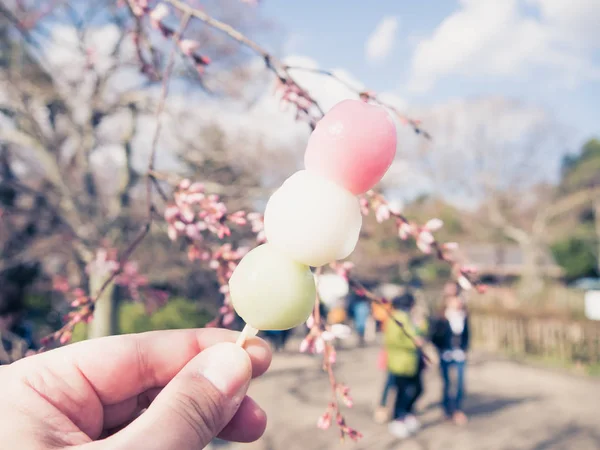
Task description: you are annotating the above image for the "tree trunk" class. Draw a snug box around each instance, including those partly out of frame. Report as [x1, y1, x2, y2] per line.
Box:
[87, 271, 117, 339]
[518, 241, 545, 299]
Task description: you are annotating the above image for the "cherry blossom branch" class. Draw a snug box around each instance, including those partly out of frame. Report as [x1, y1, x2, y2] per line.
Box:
[283, 65, 430, 139]
[363, 190, 485, 293]
[304, 269, 362, 442]
[160, 0, 427, 135]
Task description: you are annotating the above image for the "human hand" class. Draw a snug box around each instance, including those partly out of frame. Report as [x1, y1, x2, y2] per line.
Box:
[0, 328, 272, 449]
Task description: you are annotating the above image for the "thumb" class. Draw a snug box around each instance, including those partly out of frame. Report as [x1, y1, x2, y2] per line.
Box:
[110, 342, 252, 450]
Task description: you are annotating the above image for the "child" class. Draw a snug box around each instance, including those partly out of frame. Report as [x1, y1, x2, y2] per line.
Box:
[431, 284, 470, 425]
[383, 292, 423, 439]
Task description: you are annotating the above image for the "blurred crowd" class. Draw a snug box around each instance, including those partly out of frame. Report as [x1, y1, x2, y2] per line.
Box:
[260, 278, 471, 441]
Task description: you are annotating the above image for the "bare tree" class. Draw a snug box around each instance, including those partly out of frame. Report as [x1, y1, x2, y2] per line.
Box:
[0, 0, 279, 337]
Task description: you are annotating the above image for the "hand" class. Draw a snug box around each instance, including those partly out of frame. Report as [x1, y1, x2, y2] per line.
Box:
[0, 328, 272, 449]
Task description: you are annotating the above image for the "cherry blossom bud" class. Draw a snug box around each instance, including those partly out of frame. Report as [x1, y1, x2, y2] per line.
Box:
[417, 237, 432, 254]
[476, 284, 488, 294]
[314, 336, 325, 354]
[359, 197, 370, 216]
[375, 204, 390, 223]
[149, 3, 169, 28]
[174, 220, 185, 232]
[398, 221, 412, 240]
[457, 275, 472, 291]
[328, 347, 337, 365]
[185, 224, 200, 240]
[180, 205, 195, 223]
[164, 204, 179, 222]
[222, 312, 235, 326]
[59, 331, 72, 345]
[179, 39, 200, 56]
[299, 337, 311, 353]
[424, 218, 444, 231]
[178, 178, 191, 190]
[443, 242, 459, 250]
[342, 394, 353, 408]
[306, 314, 315, 329]
[317, 412, 331, 430]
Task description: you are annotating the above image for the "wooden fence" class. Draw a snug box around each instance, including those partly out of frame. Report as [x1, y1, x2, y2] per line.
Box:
[470, 310, 600, 365]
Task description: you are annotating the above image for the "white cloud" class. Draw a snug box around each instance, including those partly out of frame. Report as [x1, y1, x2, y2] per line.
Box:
[365, 16, 399, 63]
[389, 95, 569, 208]
[408, 0, 600, 92]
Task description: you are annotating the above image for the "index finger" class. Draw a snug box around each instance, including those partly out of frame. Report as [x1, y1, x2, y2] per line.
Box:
[12, 328, 271, 405]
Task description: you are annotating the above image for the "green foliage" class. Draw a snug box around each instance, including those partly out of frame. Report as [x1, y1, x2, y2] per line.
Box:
[67, 297, 214, 343]
[551, 237, 598, 281]
[416, 261, 451, 283]
[118, 297, 213, 335]
[560, 138, 600, 193]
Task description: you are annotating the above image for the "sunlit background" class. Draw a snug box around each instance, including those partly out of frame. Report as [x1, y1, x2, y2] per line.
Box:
[1, 0, 599, 449]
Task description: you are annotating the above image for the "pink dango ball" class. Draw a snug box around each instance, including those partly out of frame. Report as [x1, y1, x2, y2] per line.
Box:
[304, 99, 398, 195]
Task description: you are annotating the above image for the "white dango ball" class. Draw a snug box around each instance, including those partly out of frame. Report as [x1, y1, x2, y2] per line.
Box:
[263, 170, 362, 267]
[229, 243, 316, 331]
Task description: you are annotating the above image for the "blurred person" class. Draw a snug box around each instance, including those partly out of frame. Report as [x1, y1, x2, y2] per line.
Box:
[0, 328, 272, 449]
[383, 292, 424, 439]
[405, 301, 429, 419]
[374, 292, 429, 427]
[431, 282, 470, 425]
[347, 288, 371, 347]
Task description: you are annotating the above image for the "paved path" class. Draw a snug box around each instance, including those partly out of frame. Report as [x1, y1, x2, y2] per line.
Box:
[211, 338, 600, 450]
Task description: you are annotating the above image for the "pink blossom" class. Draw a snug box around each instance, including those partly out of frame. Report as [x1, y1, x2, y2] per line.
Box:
[164, 204, 179, 222]
[317, 411, 331, 430]
[424, 218, 444, 231]
[342, 394, 353, 408]
[222, 312, 235, 326]
[299, 337, 311, 353]
[398, 221, 412, 240]
[314, 336, 325, 354]
[149, 3, 169, 28]
[328, 347, 337, 365]
[179, 39, 200, 56]
[375, 204, 390, 223]
[178, 178, 191, 190]
[443, 242, 459, 250]
[167, 225, 177, 241]
[416, 229, 435, 254]
[359, 197, 370, 216]
[306, 314, 315, 329]
[457, 275, 472, 291]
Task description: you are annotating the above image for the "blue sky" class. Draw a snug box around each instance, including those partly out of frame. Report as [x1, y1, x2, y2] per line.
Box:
[260, 0, 600, 153]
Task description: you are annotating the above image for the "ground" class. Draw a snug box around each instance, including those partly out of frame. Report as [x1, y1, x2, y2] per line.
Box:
[209, 337, 600, 450]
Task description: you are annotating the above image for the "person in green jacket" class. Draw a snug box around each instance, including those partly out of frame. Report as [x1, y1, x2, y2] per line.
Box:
[384, 292, 425, 439]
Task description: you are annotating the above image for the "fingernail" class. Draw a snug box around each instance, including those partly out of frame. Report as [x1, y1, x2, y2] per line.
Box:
[198, 342, 251, 399]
